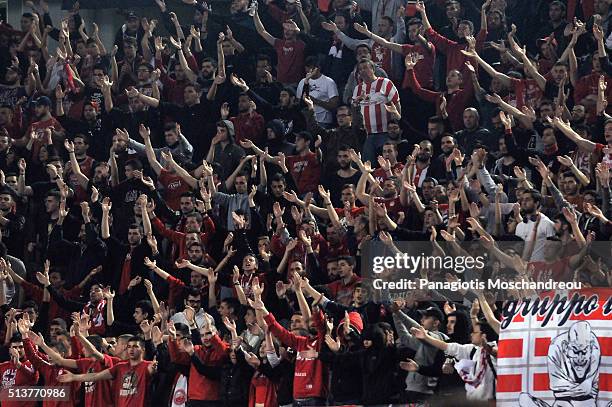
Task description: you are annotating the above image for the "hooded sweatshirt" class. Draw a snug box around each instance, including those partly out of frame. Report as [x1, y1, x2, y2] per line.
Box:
[393, 309, 449, 395]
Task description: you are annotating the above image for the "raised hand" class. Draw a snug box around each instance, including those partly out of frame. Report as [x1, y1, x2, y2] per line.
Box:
[409, 325, 427, 339]
[321, 21, 338, 32]
[399, 358, 420, 372]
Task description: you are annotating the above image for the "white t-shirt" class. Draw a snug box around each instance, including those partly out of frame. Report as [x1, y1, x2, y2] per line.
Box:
[296, 74, 339, 125]
[171, 309, 214, 330]
[515, 213, 556, 261]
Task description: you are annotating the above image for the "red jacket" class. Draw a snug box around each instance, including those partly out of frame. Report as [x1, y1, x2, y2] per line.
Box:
[168, 334, 228, 401]
[264, 310, 328, 399]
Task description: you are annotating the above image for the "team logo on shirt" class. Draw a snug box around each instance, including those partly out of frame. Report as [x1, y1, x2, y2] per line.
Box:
[173, 389, 186, 404]
[119, 371, 139, 396]
[84, 367, 96, 393]
[1, 369, 16, 388]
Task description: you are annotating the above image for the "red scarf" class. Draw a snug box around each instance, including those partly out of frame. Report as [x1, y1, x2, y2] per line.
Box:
[83, 299, 107, 335]
[119, 252, 133, 295]
[458, 347, 490, 388]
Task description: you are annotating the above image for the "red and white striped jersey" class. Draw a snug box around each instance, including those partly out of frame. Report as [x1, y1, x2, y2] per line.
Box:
[352, 77, 399, 135]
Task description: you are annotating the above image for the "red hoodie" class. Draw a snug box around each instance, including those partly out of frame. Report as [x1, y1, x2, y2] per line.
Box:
[168, 334, 228, 401]
[264, 310, 328, 400]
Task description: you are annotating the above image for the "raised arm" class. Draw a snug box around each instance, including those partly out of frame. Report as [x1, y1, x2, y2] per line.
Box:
[353, 21, 403, 53]
[64, 140, 90, 188]
[253, 10, 276, 46]
[166, 152, 198, 189]
[553, 117, 597, 152]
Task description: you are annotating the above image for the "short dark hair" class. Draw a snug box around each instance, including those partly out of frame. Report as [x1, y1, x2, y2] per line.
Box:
[475, 319, 499, 341]
[523, 188, 542, 205]
[256, 54, 272, 65]
[304, 55, 321, 69]
[164, 122, 179, 132]
[9, 333, 23, 344]
[22, 300, 39, 314]
[201, 57, 217, 69]
[550, 0, 566, 12]
[186, 212, 203, 223]
[93, 64, 108, 75]
[428, 116, 445, 125]
[336, 255, 355, 267]
[407, 17, 423, 27]
[125, 159, 143, 171]
[184, 82, 202, 93]
[134, 300, 153, 319]
[86, 335, 104, 352]
[73, 133, 90, 145]
[458, 19, 474, 33]
[127, 335, 144, 348]
[271, 173, 286, 184]
[356, 44, 372, 53]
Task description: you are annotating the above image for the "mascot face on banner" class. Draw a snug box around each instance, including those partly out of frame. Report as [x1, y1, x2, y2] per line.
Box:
[562, 321, 596, 381]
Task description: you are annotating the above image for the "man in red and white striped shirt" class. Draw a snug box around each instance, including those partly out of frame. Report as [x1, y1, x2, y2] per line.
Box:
[352, 59, 401, 163]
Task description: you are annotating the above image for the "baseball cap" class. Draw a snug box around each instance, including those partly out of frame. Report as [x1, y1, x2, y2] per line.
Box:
[126, 11, 138, 21]
[35, 96, 52, 107]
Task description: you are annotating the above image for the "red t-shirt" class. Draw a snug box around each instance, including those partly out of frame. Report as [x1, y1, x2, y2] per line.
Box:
[274, 39, 306, 84]
[0, 360, 39, 407]
[23, 338, 80, 407]
[401, 43, 436, 90]
[109, 361, 154, 407]
[325, 274, 362, 306]
[595, 143, 612, 168]
[158, 169, 191, 211]
[509, 78, 543, 109]
[373, 196, 403, 216]
[76, 354, 122, 407]
[286, 152, 321, 195]
[373, 162, 404, 184]
[334, 206, 366, 217]
[574, 72, 612, 105]
[26, 117, 65, 163]
[529, 257, 571, 283]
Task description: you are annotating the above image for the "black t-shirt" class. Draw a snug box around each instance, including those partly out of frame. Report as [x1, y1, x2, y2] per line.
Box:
[323, 171, 361, 208]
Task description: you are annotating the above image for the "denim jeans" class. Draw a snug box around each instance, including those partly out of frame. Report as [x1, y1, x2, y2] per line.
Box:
[362, 132, 390, 163]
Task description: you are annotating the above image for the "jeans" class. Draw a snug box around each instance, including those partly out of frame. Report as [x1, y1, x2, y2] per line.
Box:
[293, 397, 327, 406]
[362, 132, 389, 163]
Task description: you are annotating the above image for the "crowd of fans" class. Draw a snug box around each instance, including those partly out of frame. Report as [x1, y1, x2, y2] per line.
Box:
[0, 0, 611, 405]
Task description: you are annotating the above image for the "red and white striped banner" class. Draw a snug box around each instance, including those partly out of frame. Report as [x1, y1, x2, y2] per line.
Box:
[497, 289, 612, 406]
